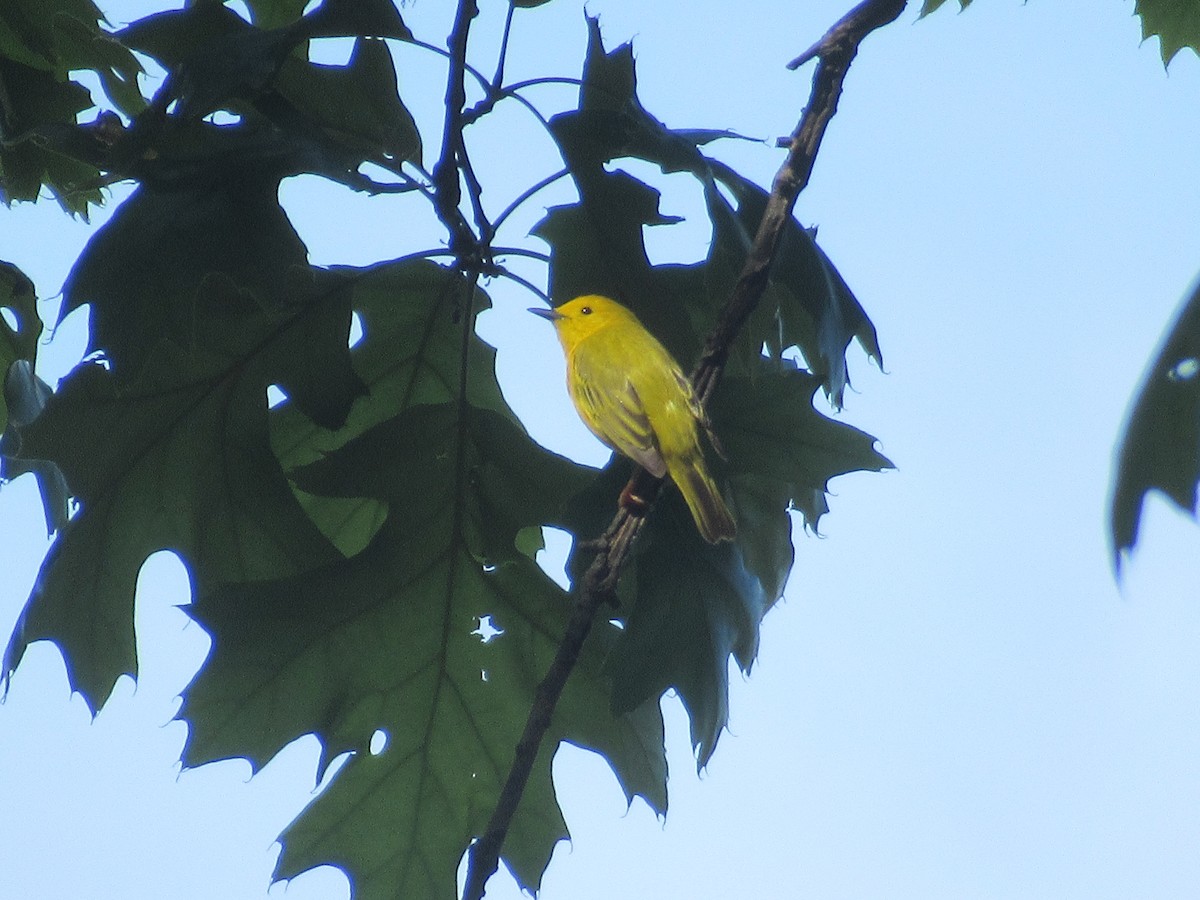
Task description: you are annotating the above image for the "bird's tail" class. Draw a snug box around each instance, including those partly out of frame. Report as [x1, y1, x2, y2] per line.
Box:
[671, 457, 736, 544]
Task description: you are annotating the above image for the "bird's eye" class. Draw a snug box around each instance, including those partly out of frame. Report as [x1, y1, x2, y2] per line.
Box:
[580, 306, 592, 315]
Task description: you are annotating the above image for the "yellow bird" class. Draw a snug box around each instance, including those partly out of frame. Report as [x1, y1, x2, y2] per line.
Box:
[531, 294, 735, 543]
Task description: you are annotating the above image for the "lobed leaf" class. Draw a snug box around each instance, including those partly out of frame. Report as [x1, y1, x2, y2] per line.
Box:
[545, 15, 880, 404]
[2, 344, 347, 711]
[2, 167, 365, 710]
[535, 18, 889, 764]
[270, 260, 513, 554]
[1134, 0, 1200, 65]
[565, 366, 890, 764]
[184, 402, 664, 900]
[119, 0, 417, 169]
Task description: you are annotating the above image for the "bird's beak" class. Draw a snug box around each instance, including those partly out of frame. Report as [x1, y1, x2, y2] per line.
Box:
[529, 306, 564, 321]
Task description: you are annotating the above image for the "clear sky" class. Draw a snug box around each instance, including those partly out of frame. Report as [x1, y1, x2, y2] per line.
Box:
[3, 1, 1200, 898]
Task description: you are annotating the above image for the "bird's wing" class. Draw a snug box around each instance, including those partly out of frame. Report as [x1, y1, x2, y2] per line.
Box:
[572, 367, 668, 478]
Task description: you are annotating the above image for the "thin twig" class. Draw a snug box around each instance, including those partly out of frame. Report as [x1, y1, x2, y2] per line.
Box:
[459, 2, 907, 898]
[491, 245, 551, 264]
[493, 1, 516, 94]
[493, 266, 550, 305]
[492, 167, 570, 233]
[432, 0, 483, 263]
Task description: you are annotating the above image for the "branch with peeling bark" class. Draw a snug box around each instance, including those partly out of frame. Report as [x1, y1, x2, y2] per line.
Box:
[460, 1, 907, 898]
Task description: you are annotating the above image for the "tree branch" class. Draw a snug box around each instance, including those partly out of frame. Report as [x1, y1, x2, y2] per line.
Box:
[461, 2, 907, 897]
[694, 0, 906, 401]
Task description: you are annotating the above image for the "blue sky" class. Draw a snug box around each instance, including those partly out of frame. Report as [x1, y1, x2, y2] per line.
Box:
[3, 1, 1200, 898]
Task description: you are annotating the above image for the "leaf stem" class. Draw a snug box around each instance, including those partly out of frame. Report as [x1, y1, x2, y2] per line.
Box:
[493, 266, 550, 305]
[492, 167, 569, 234]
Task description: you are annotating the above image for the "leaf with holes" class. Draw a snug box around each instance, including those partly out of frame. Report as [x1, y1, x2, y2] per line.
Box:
[182, 404, 664, 900]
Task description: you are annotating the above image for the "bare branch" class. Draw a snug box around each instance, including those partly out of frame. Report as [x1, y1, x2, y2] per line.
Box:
[460, 2, 907, 898]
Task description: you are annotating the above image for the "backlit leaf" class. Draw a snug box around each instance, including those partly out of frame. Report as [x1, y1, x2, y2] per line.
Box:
[184, 403, 664, 900]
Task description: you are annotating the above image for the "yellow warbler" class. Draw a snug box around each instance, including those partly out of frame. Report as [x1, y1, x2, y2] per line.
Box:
[531, 294, 735, 543]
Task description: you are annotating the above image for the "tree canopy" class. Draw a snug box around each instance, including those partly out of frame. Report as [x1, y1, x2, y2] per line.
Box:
[2, 1, 1199, 899]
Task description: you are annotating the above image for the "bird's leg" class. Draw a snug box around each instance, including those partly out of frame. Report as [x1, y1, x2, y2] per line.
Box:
[619, 468, 656, 516]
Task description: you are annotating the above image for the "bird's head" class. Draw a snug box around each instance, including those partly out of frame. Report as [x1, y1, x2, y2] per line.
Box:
[529, 294, 637, 344]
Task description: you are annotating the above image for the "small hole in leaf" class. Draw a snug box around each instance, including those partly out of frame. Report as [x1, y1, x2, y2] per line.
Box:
[369, 729, 388, 755]
[481, 669, 489, 683]
[266, 384, 289, 409]
[309, 37, 356, 66]
[0, 307, 19, 333]
[203, 110, 242, 126]
[349, 310, 365, 349]
[534, 526, 572, 589]
[608, 618, 625, 630]
[1167, 357, 1199, 382]
[357, 160, 398, 184]
[473, 615, 503, 644]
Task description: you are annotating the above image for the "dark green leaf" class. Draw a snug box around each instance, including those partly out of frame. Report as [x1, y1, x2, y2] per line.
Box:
[46, 11, 144, 114]
[270, 260, 513, 554]
[0, 260, 40, 430]
[120, 5, 419, 181]
[707, 169, 882, 405]
[298, 0, 413, 41]
[1110, 278, 1200, 563]
[0, 58, 100, 213]
[274, 37, 422, 168]
[2, 333, 347, 710]
[242, 0, 313, 30]
[533, 172, 700, 362]
[2, 186, 363, 709]
[183, 404, 663, 900]
[919, 0, 972, 15]
[0, 261, 68, 535]
[0, 0, 143, 112]
[563, 365, 889, 765]
[711, 368, 893, 530]
[1134, 0, 1200, 65]
[61, 178, 365, 429]
[117, 2, 253, 69]
[0, 1, 145, 211]
[613, 494, 768, 767]
[1, 361, 70, 536]
[544, 15, 880, 405]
